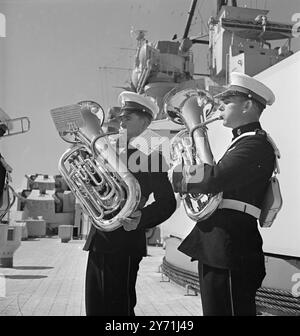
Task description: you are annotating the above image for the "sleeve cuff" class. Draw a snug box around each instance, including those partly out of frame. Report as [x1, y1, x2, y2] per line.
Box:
[182, 164, 205, 193]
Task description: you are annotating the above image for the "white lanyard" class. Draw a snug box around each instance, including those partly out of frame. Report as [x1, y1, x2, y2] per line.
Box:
[226, 131, 281, 174]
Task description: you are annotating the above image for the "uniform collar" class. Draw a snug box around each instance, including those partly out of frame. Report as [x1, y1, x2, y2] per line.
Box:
[232, 122, 262, 139]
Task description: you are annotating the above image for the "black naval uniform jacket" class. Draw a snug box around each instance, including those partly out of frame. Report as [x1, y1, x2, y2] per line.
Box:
[0, 155, 7, 202]
[84, 148, 176, 257]
[178, 122, 275, 275]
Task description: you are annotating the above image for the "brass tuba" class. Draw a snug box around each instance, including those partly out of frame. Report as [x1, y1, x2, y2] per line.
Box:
[50, 101, 141, 232]
[164, 87, 223, 221]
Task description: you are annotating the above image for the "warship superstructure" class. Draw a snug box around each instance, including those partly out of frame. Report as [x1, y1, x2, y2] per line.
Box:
[1, 0, 300, 316]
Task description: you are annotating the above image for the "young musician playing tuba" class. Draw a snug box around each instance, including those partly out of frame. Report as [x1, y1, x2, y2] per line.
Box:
[83, 92, 176, 316]
[171, 72, 276, 316]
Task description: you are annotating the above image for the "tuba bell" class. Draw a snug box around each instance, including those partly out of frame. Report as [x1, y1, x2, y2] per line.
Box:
[50, 100, 141, 232]
[164, 87, 223, 221]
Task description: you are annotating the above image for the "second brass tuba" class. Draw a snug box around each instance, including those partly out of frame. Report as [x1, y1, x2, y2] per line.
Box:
[51, 101, 141, 232]
[164, 87, 223, 221]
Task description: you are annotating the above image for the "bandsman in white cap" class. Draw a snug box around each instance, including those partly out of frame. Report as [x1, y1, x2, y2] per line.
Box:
[215, 72, 275, 128]
[171, 72, 278, 316]
[118, 91, 159, 140]
[84, 91, 176, 316]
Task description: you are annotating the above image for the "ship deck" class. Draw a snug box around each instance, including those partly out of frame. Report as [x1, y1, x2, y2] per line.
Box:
[0, 237, 203, 316]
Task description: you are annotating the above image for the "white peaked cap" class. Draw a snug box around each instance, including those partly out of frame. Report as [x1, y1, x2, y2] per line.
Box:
[215, 72, 275, 107]
[118, 91, 159, 120]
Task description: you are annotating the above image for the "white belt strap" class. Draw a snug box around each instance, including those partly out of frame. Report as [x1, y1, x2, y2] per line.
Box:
[219, 199, 261, 219]
[218, 131, 280, 220]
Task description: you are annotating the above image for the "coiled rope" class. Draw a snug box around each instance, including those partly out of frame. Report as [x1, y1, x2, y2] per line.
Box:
[161, 257, 300, 316]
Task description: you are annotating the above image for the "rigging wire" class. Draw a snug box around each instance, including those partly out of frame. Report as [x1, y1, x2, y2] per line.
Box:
[190, 0, 209, 37]
[197, 8, 209, 35]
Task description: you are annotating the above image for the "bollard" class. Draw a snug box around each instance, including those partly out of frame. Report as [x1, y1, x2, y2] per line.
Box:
[58, 225, 73, 243]
[25, 218, 46, 238]
[146, 227, 162, 246]
[0, 224, 22, 268]
[13, 222, 28, 240]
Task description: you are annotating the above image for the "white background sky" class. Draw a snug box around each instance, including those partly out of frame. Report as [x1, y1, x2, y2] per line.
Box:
[0, 0, 299, 187]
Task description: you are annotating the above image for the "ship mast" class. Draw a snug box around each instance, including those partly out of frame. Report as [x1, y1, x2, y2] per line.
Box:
[183, 0, 198, 39]
[182, 0, 209, 45]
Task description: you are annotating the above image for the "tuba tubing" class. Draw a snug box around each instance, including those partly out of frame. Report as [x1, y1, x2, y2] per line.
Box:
[165, 88, 223, 222]
[56, 101, 141, 232]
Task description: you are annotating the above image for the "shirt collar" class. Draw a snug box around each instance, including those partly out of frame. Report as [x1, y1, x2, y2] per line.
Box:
[232, 121, 262, 139]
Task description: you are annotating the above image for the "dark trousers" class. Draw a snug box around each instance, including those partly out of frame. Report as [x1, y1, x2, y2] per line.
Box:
[198, 262, 264, 316]
[85, 250, 142, 316]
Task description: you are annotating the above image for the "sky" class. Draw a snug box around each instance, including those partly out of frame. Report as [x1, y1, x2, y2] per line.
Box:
[0, 0, 299, 188]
